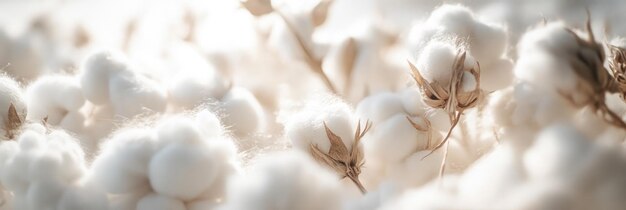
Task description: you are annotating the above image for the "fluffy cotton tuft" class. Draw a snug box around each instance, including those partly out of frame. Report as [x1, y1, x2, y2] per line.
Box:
[26, 75, 86, 133]
[80, 51, 167, 118]
[409, 4, 512, 91]
[217, 151, 346, 210]
[89, 110, 239, 208]
[284, 95, 355, 153]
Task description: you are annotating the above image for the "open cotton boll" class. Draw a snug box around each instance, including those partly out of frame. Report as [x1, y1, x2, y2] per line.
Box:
[25, 75, 85, 128]
[218, 151, 345, 210]
[355, 92, 406, 123]
[415, 40, 459, 87]
[409, 4, 512, 91]
[219, 87, 266, 136]
[364, 114, 430, 163]
[514, 23, 581, 94]
[284, 95, 355, 153]
[167, 69, 230, 110]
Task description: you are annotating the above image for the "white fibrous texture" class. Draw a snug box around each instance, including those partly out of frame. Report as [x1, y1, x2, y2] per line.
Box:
[410, 4, 513, 91]
[81, 51, 167, 118]
[88, 110, 239, 210]
[25, 75, 86, 136]
[0, 75, 26, 140]
[217, 151, 346, 210]
[413, 39, 478, 90]
[284, 95, 356, 154]
[0, 125, 108, 210]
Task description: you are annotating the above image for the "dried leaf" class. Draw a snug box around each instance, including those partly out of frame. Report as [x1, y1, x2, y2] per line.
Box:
[241, 0, 273, 16]
[309, 120, 371, 194]
[312, 0, 332, 27]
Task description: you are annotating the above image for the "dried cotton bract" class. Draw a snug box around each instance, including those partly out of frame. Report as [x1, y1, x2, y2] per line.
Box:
[515, 21, 626, 128]
[0, 75, 26, 140]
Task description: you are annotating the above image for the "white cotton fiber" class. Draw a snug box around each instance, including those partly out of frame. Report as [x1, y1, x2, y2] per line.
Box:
[409, 4, 512, 91]
[136, 193, 185, 210]
[89, 111, 239, 207]
[284, 95, 355, 154]
[218, 151, 345, 210]
[80, 51, 167, 117]
[26, 75, 85, 133]
[220, 87, 266, 136]
[149, 143, 219, 201]
[80, 51, 126, 105]
[108, 71, 167, 117]
[415, 41, 458, 87]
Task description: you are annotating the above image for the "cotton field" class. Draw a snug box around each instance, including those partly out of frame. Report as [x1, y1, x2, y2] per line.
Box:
[1, 0, 626, 209]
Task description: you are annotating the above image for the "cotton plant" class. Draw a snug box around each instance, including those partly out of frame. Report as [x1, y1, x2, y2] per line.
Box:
[283, 95, 371, 193]
[409, 4, 513, 91]
[88, 110, 239, 210]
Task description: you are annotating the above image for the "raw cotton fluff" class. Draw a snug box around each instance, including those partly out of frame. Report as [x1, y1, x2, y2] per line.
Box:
[165, 42, 231, 110]
[25, 75, 86, 134]
[0, 75, 26, 139]
[217, 151, 345, 210]
[88, 110, 239, 209]
[410, 4, 513, 91]
[80, 51, 167, 118]
[354, 91, 441, 189]
[284, 95, 355, 155]
[0, 125, 108, 210]
[514, 22, 583, 100]
[219, 87, 267, 136]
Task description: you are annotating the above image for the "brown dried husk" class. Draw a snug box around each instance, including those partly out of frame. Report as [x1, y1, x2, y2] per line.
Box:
[4, 103, 23, 139]
[561, 17, 626, 129]
[309, 120, 371, 194]
[408, 50, 481, 177]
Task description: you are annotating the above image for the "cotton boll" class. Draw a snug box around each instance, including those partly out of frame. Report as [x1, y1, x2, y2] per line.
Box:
[415, 41, 458, 87]
[220, 87, 266, 136]
[194, 110, 226, 138]
[387, 149, 444, 188]
[460, 71, 477, 92]
[136, 193, 185, 210]
[149, 143, 219, 201]
[284, 95, 355, 153]
[25, 75, 85, 131]
[218, 151, 345, 210]
[108, 71, 167, 117]
[399, 88, 426, 116]
[364, 114, 428, 163]
[427, 5, 475, 36]
[90, 129, 157, 194]
[167, 67, 230, 109]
